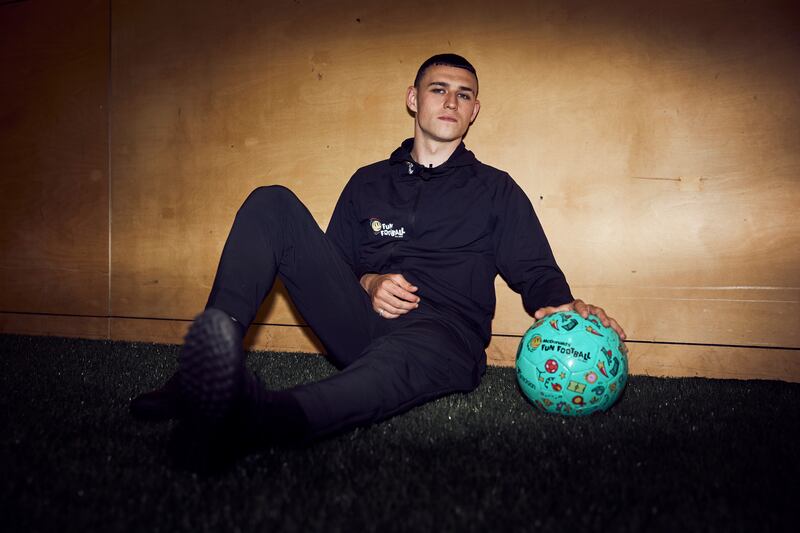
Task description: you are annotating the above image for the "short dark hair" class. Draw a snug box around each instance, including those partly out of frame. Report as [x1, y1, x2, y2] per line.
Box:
[413, 53, 478, 92]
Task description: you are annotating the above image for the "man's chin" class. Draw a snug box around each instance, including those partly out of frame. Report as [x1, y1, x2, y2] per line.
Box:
[427, 129, 470, 144]
[416, 121, 471, 144]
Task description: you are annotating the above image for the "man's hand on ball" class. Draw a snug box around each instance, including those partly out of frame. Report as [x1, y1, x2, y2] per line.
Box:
[360, 273, 420, 319]
[534, 299, 627, 340]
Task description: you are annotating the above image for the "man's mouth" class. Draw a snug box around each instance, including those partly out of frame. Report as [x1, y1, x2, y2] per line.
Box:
[437, 116, 458, 122]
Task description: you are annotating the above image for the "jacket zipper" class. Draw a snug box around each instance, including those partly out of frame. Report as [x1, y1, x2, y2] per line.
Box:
[409, 173, 424, 233]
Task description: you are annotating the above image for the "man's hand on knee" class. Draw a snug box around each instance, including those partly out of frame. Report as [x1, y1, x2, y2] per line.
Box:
[360, 273, 420, 319]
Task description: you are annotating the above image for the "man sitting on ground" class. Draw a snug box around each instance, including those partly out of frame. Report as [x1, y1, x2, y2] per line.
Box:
[130, 53, 626, 448]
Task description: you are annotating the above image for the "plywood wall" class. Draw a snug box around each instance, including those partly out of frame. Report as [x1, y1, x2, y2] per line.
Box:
[2, 0, 799, 380]
[0, 0, 109, 338]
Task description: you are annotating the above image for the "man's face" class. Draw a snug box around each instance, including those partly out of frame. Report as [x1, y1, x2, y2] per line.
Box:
[407, 65, 480, 144]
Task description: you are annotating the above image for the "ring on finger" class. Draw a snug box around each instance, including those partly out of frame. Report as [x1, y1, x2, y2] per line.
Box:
[378, 309, 384, 318]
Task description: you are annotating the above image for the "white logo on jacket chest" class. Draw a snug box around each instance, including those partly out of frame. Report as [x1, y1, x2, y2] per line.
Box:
[370, 218, 406, 238]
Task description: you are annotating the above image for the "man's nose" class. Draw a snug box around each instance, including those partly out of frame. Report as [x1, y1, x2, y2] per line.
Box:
[444, 93, 458, 110]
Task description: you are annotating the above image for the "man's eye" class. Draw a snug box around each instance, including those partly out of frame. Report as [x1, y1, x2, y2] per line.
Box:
[432, 88, 445, 94]
[458, 93, 471, 100]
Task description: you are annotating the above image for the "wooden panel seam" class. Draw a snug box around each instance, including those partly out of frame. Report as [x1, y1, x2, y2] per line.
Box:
[3, 313, 798, 382]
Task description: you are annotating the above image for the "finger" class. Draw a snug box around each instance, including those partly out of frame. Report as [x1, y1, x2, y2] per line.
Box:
[378, 292, 417, 312]
[383, 280, 420, 304]
[378, 283, 418, 307]
[534, 303, 573, 319]
[382, 303, 410, 316]
[608, 317, 627, 340]
[591, 306, 610, 326]
[375, 306, 400, 319]
[572, 299, 590, 318]
[388, 273, 418, 293]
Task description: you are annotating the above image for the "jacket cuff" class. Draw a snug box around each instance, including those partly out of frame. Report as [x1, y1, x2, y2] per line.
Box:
[524, 279, 573, 313]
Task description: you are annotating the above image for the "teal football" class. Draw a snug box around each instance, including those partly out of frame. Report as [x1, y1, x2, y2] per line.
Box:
[516, 311, 628, 416]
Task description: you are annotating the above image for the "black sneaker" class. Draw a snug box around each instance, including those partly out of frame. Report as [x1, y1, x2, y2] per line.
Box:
[177, 308, 244, 427]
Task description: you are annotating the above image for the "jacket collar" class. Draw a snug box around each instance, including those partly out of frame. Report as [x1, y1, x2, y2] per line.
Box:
[389, 138, 476, 179]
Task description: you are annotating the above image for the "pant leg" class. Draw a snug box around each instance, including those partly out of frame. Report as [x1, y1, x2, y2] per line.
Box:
[205, 185, 385, 367]
[287, 317, 486, 439]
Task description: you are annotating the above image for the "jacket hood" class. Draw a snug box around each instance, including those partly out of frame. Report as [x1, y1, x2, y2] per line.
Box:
[389, 138, 477, 179]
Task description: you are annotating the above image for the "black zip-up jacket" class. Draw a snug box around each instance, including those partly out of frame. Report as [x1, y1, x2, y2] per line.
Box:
[326, 138, 573, 347]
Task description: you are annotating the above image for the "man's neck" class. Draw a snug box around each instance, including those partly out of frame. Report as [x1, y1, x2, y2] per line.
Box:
[410, 136, 461, 168]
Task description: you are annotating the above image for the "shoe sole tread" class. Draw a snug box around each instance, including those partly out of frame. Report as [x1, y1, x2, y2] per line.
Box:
[178, 309, 242, 426]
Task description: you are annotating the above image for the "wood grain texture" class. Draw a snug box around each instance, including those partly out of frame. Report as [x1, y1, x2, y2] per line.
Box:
[110, 317, 191, 346]
[108, 0, 800, 357]
[2, 1, 798, 382]
[0, 313, 108, 340]
[493, 285, 800, 348]
[487, 336, 800, 383]
[0, 0, 110, 316]
[110, 317, 323, 354]
[107, 318, 800, 383]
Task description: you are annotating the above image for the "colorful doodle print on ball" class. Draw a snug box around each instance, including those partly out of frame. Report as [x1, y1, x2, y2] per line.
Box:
[515, 311, 628, 416]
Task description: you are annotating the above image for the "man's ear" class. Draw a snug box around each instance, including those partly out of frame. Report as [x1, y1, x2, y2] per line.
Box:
[406, 86, 418, 113]
[470, 99, 481, 123]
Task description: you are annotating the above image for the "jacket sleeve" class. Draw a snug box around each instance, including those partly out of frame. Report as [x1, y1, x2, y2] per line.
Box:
[493, 173, 573, 314]
[325, 176, 369, 278]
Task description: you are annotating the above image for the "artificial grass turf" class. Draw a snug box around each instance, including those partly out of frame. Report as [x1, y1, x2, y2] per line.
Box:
[1, 334, 798, 532]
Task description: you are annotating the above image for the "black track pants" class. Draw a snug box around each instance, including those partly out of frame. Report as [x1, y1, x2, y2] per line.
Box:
[206, 186, 485, 438]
